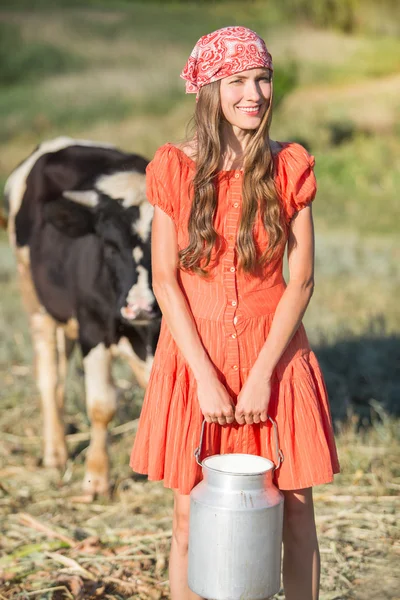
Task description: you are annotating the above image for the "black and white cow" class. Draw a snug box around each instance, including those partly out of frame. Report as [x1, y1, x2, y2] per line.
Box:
[5, 137, 161, 495]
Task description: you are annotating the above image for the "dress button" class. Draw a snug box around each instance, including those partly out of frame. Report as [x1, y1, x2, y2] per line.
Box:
[234, 172, 240, 179]
[230, 267, 235, 272]
[232, 365, 239, 371]
[231, 300, 237, 307]
[233, 202, 239, 208]
[231, 333, 237, 339]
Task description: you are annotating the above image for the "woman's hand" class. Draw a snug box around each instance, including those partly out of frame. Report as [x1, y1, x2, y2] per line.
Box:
[235, 373, 271, 425]
[197, 375, 236, 425]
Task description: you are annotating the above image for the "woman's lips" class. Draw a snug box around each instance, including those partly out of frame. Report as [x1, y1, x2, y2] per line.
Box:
[236, 105, 262, 116]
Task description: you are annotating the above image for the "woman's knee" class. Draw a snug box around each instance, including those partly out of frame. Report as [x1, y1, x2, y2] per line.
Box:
[172, 491, 191, 553]
[282, 488, 317, 542]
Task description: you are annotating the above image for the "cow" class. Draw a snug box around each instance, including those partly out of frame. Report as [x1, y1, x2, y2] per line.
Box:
[4, 137, 161, 495]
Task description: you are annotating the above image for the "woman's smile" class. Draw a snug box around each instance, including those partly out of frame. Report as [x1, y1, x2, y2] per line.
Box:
[236, 104, 263, 116]
[219, 67, 272, 131]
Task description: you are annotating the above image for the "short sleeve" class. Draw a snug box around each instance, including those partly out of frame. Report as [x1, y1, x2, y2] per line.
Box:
[146, 144, 181, 224]
[276, 142, 317, 223]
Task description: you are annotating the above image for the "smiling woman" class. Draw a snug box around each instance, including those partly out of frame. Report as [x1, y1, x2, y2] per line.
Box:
[129, 25, 339, 600]
[220, 68, 273, 127]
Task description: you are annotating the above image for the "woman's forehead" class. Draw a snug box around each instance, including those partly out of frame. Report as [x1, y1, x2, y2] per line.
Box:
[225, 67, 271, 79]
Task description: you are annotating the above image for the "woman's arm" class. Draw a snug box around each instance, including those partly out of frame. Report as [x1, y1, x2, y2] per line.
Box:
[235, 205, 315, 424]
[151, 206, 235, 424]
[253, 205, 315, 379]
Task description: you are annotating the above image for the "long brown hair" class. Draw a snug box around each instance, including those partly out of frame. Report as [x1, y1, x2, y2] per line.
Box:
[178, 78, 287, 277]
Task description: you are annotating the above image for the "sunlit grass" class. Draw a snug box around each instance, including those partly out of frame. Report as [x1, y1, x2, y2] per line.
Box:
[1, 5, 399, 238]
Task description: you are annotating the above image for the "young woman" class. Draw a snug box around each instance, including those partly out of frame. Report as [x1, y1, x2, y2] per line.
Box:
[130, 26, 340, 600]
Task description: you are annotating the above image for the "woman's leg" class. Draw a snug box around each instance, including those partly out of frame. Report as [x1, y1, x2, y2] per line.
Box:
[282, 487, 320, 600]
[169, 490, 204, 600]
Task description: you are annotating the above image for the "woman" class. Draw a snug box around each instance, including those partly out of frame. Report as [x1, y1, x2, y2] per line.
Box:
[130, 26, 340, 600]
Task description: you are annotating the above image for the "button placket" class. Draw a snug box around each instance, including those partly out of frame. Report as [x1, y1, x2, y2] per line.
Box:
[222, 174, 242, 390]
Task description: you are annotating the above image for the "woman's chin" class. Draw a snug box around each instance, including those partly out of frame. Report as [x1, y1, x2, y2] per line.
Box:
[235, 117, 263, 131]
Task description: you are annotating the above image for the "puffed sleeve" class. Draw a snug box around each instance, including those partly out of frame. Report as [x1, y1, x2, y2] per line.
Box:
[146, 144, 180, 224]
[276, 143, 317, 223]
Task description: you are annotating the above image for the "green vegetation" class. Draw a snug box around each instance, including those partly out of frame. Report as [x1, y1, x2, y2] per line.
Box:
[2, 0, 400, 35]
[2, 4, 399, 234]
[314, 135, 400, 235]
[0, 23, 86, 87]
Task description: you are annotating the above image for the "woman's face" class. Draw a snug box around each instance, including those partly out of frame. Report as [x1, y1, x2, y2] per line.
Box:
[219, 67, 272, 131]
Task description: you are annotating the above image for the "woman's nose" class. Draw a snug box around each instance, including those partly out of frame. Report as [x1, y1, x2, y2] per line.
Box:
[245, 81, 264, 102]
[246, 81, 262, 102]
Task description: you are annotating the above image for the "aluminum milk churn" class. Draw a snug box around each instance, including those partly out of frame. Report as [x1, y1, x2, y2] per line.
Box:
[188, 417, 284, 600]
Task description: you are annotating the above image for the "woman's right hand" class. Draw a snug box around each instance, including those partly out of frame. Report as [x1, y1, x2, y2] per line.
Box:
[196, 375, 236, 425]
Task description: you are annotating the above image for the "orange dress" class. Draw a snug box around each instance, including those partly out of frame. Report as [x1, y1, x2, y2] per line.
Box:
[130, 141, 340, 494]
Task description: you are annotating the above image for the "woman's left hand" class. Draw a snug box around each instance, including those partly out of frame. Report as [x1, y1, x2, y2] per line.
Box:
[235, 373, 271, 425]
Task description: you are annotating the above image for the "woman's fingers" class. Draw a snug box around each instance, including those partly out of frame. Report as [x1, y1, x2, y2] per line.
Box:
[235, 411, 266, 425]
[224, 404, 235, 424]
[198, 381, 236, 426]
[216, 405, 236, 425]
[204, 403, 270, 426]
[204, 401, 269, 426]
[235, 411, 245, 425]
[203, 403, 236, 426]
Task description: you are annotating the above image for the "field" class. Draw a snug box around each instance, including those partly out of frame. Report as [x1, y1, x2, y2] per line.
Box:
[0, 2, 399, 599]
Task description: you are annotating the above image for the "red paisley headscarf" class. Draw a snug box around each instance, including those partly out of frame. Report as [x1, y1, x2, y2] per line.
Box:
[180, 26, 273, 97]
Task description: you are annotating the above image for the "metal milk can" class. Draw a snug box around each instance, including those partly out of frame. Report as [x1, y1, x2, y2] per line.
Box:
[188, 417, 284, 600]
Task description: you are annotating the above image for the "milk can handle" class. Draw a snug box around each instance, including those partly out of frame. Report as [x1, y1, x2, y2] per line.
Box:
[194, 416, 284, 470]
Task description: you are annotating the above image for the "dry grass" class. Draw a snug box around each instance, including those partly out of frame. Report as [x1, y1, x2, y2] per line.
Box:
[0, 400, 399, 600]
[0, 98, 194, 186]
[275, 73, 400, 139]
[268, 26, 364, 65]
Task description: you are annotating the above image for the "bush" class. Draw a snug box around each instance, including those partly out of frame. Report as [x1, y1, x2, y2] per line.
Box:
[273, 61, 298, 110]
[0, 23, 85, 87]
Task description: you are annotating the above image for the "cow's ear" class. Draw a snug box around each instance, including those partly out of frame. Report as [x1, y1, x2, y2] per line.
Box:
[43, 198, 95, 237]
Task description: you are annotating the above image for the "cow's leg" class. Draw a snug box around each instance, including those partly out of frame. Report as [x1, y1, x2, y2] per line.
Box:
[82, 342, 117, 495]
[14, 247, 68, 468]
[31, 312, 68, 468]
[55, 327, 75, 412]
[112, 336, 153, 389]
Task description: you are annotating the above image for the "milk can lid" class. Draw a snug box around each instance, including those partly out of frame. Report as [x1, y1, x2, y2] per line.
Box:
[202, 453, 274, 475]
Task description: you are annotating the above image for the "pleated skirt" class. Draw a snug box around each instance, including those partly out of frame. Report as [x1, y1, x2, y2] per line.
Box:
[130, 316, 340, 495]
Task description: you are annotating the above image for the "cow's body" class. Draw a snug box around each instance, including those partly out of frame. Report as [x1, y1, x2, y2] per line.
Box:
[5, 137, 161, 495]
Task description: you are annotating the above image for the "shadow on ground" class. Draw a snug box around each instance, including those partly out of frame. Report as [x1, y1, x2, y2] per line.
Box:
[315, 315, 399, 425]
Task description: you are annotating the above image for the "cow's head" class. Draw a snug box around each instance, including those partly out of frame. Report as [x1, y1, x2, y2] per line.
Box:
[43, 188, 160, 324]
